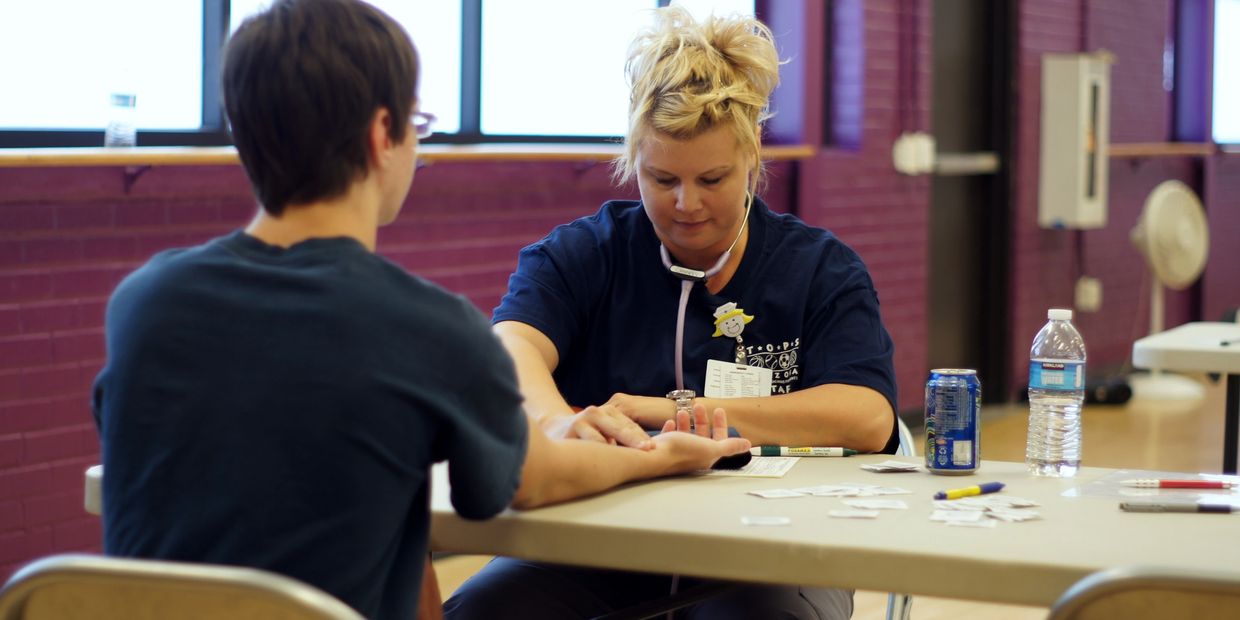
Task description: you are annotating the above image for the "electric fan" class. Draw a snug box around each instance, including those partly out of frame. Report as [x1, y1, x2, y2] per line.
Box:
[1128, 180, 1210, 400]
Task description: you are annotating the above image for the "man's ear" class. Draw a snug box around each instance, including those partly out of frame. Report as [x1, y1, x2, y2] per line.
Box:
[367, 107, 396, 168]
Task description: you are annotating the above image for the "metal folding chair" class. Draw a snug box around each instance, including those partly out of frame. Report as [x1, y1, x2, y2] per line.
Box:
[884, 416, 917, 620]
[0, 553, 363, 620]
[1048, 565, 1240, 620]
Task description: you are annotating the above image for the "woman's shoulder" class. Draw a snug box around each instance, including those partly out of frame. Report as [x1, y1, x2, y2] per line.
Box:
[757, 204, 871, 282]
[760, 205, 848, 253]
[537, 199, 648, 252]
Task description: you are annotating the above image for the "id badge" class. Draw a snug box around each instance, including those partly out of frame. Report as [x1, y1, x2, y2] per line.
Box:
[704, 358, 772, 398]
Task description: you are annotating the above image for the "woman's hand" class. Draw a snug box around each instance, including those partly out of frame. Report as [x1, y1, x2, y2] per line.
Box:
[543, 404, 654, 449]
[604, 392, 678, 429]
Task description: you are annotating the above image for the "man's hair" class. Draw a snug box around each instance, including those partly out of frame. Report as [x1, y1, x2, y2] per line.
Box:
[222, 0, 419, 215]
[614, 6, 780, 196]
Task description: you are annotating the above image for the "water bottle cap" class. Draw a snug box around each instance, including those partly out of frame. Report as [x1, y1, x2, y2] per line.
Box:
[1048, 308, 1073, 321]
[109, 93, 137, 108]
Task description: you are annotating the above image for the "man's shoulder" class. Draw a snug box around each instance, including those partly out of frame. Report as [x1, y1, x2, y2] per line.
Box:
[110, 236, 230, 302]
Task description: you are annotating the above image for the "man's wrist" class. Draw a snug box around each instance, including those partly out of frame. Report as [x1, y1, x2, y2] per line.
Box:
[534, 410, 574, 435]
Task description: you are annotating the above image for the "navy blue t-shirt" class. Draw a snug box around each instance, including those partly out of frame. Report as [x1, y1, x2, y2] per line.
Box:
[494, 199, 898, 452]
[94, 231, 527, 620]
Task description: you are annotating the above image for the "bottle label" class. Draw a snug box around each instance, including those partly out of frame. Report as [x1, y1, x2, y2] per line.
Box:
[1029, 361, 1084, 391]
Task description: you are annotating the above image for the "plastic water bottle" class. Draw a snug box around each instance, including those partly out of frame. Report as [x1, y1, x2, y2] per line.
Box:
[1026, 308, 1086, 477]
[104, 93, 137, 147]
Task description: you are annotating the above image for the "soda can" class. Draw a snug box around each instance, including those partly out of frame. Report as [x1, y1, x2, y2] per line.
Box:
[924, 369, 981, 475]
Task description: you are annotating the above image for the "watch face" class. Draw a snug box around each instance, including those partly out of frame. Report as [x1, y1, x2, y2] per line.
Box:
[666, 389, 695, 401]
[666, 389, 695, 413]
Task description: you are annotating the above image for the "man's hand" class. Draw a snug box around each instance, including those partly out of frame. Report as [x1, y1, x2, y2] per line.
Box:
[542, 404, 653, 449]
[650, 403, 750, 472]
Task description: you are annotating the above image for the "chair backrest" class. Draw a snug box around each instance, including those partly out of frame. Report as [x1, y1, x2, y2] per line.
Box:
[0, 553, 365, 620]
[896, 416, 917, 457]
[1048, 565, 1240, 620]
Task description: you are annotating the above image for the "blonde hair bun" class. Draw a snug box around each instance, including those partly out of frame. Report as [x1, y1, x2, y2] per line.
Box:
[616, 5, 782, 191]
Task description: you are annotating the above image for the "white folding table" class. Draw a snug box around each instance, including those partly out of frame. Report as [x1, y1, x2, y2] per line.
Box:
[1133, 321, 1240, 474]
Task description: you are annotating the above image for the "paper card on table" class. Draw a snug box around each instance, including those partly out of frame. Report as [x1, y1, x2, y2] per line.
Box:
[861, 460, 922, 473]
[748, 489, 806, 499]
[930, 509, 984, 522]
[794, 485, 862, 497]
[933, 500, 987, 511]
[843, 499, 908, 510]
[948, 519, 998, 528]
[699, 456, 798, 478]
[869, 487, 912, 496]
[1064, 468, 1240, 499]
[741, 516, 791, 526]
[986, 508, 1041, 522]
[829, 509, 880, 519]
[959, 496, 1041, 509]
[854, 487, 895, 497]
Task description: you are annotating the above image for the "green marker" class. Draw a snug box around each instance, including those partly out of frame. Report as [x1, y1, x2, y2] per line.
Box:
[750, 446, 858, 457]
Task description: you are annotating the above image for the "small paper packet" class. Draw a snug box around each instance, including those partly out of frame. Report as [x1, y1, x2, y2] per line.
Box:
[843, 499, 908, 510]
[948, 519, 998, 528]
[829, 509, 881, 519]
[930, 509, 984, 522]
[741, 516, 792, 526]
[748, 489, 806, 499]
[861, 460, 922, 473]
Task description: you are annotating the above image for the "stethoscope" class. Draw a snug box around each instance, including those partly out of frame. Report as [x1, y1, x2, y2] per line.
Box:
[658, 193, 753, 392]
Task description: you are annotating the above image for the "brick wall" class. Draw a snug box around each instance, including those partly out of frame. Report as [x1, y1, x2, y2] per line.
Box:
[1204, 154, 1240, 322]
[1009, 0, 1238, 395]
[4, 0, 1239, 581]
[0, 159, 788, 579]
[0, 166, 253, 579]
[797, 0, 934, 415]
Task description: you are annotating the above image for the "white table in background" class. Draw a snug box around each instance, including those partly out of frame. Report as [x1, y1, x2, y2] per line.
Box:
[1134, 321, 1240, 474]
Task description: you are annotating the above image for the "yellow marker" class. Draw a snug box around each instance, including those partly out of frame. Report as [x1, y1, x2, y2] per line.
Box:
[933, 481, 1005, 500]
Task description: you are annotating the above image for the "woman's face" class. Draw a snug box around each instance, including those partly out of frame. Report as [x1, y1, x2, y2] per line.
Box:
[636, 124, 753, 269]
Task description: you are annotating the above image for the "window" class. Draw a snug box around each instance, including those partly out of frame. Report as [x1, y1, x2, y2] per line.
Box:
[1, 0, 757, 147]
[1214, 0, 1239, 143]
[230, 0, 463, 134]
[479, 0, 754, 137]
[0, 1, 203, 130]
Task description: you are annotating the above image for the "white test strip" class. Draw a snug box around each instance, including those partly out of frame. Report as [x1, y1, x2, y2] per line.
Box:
[829, 509, 881, 519]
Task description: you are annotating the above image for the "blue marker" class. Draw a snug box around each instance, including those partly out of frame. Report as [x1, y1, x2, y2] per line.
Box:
[934, 481, 1005, 500]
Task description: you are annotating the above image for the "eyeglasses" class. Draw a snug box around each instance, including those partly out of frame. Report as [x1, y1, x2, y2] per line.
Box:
[412, 111, 436, 139]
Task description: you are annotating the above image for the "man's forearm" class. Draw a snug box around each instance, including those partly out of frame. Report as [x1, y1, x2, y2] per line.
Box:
[493, 326, 574, 430]
[513, 426, 664, 508]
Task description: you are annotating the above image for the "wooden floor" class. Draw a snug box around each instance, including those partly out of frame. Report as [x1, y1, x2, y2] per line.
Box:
[433, 371, 1228, 619]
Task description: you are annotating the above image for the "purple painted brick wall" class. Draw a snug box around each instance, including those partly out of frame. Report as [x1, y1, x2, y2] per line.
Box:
[797, 0, 934, 416]
[1010, 0, 1238, 396]
[3, 0, 1239, 581]
[0, 158, 790, 579]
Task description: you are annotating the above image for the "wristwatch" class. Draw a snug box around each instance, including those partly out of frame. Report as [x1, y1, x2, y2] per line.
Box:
[666, 389, 696, 416]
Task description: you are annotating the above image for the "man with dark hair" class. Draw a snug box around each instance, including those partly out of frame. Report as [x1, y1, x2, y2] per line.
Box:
[92, 1, 749, 618]
[221, 0, 418, 215]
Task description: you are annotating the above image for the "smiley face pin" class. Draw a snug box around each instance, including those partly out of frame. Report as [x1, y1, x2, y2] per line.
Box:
[712, 302, 753, 338]
[712, 302, 755, 364]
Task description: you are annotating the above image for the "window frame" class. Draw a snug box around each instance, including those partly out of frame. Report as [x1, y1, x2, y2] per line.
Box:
[1, 0, 794, 148]
[0, 0, 231, 148]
